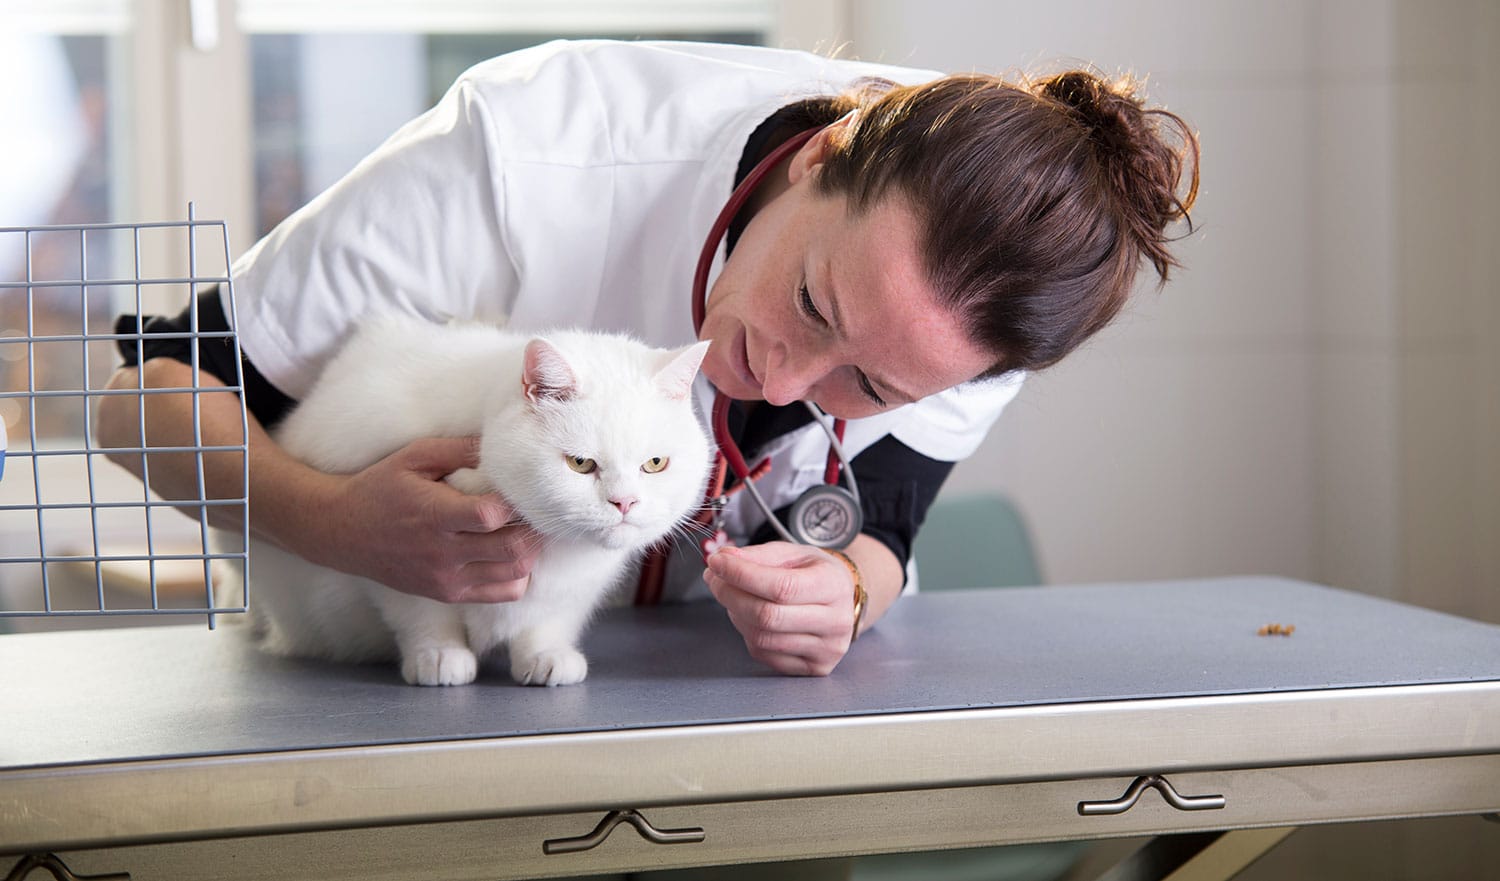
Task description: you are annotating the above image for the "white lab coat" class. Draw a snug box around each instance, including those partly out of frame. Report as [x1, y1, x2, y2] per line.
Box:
[225, 40, 1023, 600]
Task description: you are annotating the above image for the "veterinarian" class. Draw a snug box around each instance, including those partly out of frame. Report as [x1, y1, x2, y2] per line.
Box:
[99, 40, 1197, 678]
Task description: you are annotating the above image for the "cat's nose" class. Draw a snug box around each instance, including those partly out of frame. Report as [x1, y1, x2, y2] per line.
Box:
[610, 496, 638, 516]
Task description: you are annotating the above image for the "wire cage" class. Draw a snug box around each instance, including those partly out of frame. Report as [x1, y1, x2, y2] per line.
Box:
[0, 206, 249, 630]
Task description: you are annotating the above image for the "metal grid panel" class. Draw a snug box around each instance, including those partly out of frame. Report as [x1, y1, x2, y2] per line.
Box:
[0, 206, 250, 628]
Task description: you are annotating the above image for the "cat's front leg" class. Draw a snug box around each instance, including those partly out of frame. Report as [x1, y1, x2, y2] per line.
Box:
[504, 550, 624, 686]
[402, 642, 479, 687]
[508, 628, 588, 687]
[375, 591, 480, 686]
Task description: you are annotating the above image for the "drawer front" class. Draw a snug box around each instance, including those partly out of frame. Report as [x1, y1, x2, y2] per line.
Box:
[23, 754, 1500, 881]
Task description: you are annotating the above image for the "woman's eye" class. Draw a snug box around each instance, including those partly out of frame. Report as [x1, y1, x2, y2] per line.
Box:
[641, 456, 669, 474]
[797, 284, 826, 324]
[857, 373, 887, 408]
[565, 455, 597, 474]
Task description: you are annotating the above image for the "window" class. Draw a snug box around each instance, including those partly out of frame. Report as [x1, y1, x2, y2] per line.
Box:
[1, 0, 797, 625]
[2, 1, 781, 442]
[1, 26, 122, 441]
[239, 1, 773, 234]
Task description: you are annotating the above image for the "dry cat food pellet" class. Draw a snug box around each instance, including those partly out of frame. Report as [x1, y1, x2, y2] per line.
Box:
[1257, 623, 1296, 637]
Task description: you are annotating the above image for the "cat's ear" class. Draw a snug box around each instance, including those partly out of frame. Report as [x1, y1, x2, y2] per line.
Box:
[522, 338, 578, 403]
[653, 341, 710, 401]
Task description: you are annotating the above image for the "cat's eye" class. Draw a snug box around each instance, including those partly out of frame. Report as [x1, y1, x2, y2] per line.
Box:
[565, 455, 597, 474]
[641, 456, 669, 474]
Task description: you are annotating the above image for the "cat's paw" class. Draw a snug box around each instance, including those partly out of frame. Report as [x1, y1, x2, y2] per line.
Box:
[512, 647, 588, 687]
[402, 646, 479, 686]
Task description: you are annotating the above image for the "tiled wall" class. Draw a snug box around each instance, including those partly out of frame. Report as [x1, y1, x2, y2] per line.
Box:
[852, 0, 1499, 624]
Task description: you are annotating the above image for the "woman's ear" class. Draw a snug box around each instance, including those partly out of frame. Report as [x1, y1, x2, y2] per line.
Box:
[787, 111, 857, 185]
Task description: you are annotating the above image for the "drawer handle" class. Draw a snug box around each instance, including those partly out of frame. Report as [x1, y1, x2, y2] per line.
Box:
[4, 854, 130, 881]
[1078, 774, 1226, 816]
[543, 809, 706, 855]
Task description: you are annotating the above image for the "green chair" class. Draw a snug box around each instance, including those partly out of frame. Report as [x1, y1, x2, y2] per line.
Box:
[912, 491, 1043, 590]
[850, 491, 1086, 881]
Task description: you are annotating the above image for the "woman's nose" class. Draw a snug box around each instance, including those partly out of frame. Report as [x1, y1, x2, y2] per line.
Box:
[761, 345, 827, 406]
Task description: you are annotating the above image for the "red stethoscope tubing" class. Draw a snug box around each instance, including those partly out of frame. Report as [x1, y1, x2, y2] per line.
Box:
[635, 125, 851, 605]
[692, 126, 845, 486]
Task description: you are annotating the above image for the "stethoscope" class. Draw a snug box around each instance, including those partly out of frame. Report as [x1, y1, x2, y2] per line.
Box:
[690, 125, 863, 554]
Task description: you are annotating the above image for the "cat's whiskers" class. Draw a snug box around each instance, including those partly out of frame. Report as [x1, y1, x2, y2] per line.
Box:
[671, 517, 716, 540]
[522, 510, 645, 545]
[661, 517, 717, 555]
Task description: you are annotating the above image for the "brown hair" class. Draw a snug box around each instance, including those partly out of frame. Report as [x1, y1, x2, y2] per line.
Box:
[784, 70, 1199, 377]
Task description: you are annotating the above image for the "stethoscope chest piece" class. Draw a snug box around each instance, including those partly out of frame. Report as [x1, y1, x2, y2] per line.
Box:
[787, 483, 862, 549]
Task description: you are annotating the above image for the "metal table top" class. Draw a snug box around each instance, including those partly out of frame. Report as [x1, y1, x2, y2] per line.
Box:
[6, 576, 1500, 771]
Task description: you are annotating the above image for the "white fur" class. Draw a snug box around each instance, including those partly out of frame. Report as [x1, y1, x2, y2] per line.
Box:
[218, 318, 711, 686]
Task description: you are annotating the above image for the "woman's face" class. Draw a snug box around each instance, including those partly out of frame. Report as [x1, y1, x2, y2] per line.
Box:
[699, 132, 994, 420]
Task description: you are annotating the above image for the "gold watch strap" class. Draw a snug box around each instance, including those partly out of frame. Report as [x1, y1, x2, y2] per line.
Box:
[825, 548, 867, 643]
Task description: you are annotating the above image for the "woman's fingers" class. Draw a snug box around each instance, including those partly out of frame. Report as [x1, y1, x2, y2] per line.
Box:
[704, 542, 857, 676]
[328, 436, 542, 604]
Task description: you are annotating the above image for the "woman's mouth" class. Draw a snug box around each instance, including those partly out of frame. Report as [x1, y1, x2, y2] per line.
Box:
[733, 330, 760, 392]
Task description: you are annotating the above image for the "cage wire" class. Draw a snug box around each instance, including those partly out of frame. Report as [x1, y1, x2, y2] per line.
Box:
[0, 205, 249, 630]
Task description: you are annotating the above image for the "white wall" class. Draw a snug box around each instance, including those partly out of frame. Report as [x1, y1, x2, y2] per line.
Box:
[843, 6, 1500, 877]
[1384, 0, 1499, 624]
[847, 0, 1499, 623]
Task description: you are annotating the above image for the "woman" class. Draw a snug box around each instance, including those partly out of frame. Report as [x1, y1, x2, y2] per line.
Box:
[100, 40, 1198, 677]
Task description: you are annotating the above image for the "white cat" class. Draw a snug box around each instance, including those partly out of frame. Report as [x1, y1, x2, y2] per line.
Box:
[220, 318, 712, 687]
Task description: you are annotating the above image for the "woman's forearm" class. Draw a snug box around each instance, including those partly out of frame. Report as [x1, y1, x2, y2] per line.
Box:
[96, 358, 341, 562]
[96, 357, 539, 603]
[843, 533, 904, 637]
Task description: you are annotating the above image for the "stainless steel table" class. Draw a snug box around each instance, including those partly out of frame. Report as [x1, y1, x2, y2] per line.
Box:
[4, 577, 1499, 880]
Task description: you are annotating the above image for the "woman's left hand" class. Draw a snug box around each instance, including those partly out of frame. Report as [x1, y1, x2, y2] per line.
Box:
[704, 542, 857, 676]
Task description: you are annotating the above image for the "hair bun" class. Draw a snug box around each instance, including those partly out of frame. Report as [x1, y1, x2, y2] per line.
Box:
[1039, 71, 1138, 158]
[1035, 69, 1199, 279]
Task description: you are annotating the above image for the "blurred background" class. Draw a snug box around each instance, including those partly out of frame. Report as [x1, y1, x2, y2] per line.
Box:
[1, 1, 1496, 878]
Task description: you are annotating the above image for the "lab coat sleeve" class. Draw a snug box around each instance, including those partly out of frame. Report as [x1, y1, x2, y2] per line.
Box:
[836, 371, 1025, 466]
[227, 77, 520, 400]
[890, 372, 1026, 462]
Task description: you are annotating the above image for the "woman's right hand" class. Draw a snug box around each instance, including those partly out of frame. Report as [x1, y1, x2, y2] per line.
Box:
[316, 436, 543, 604]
